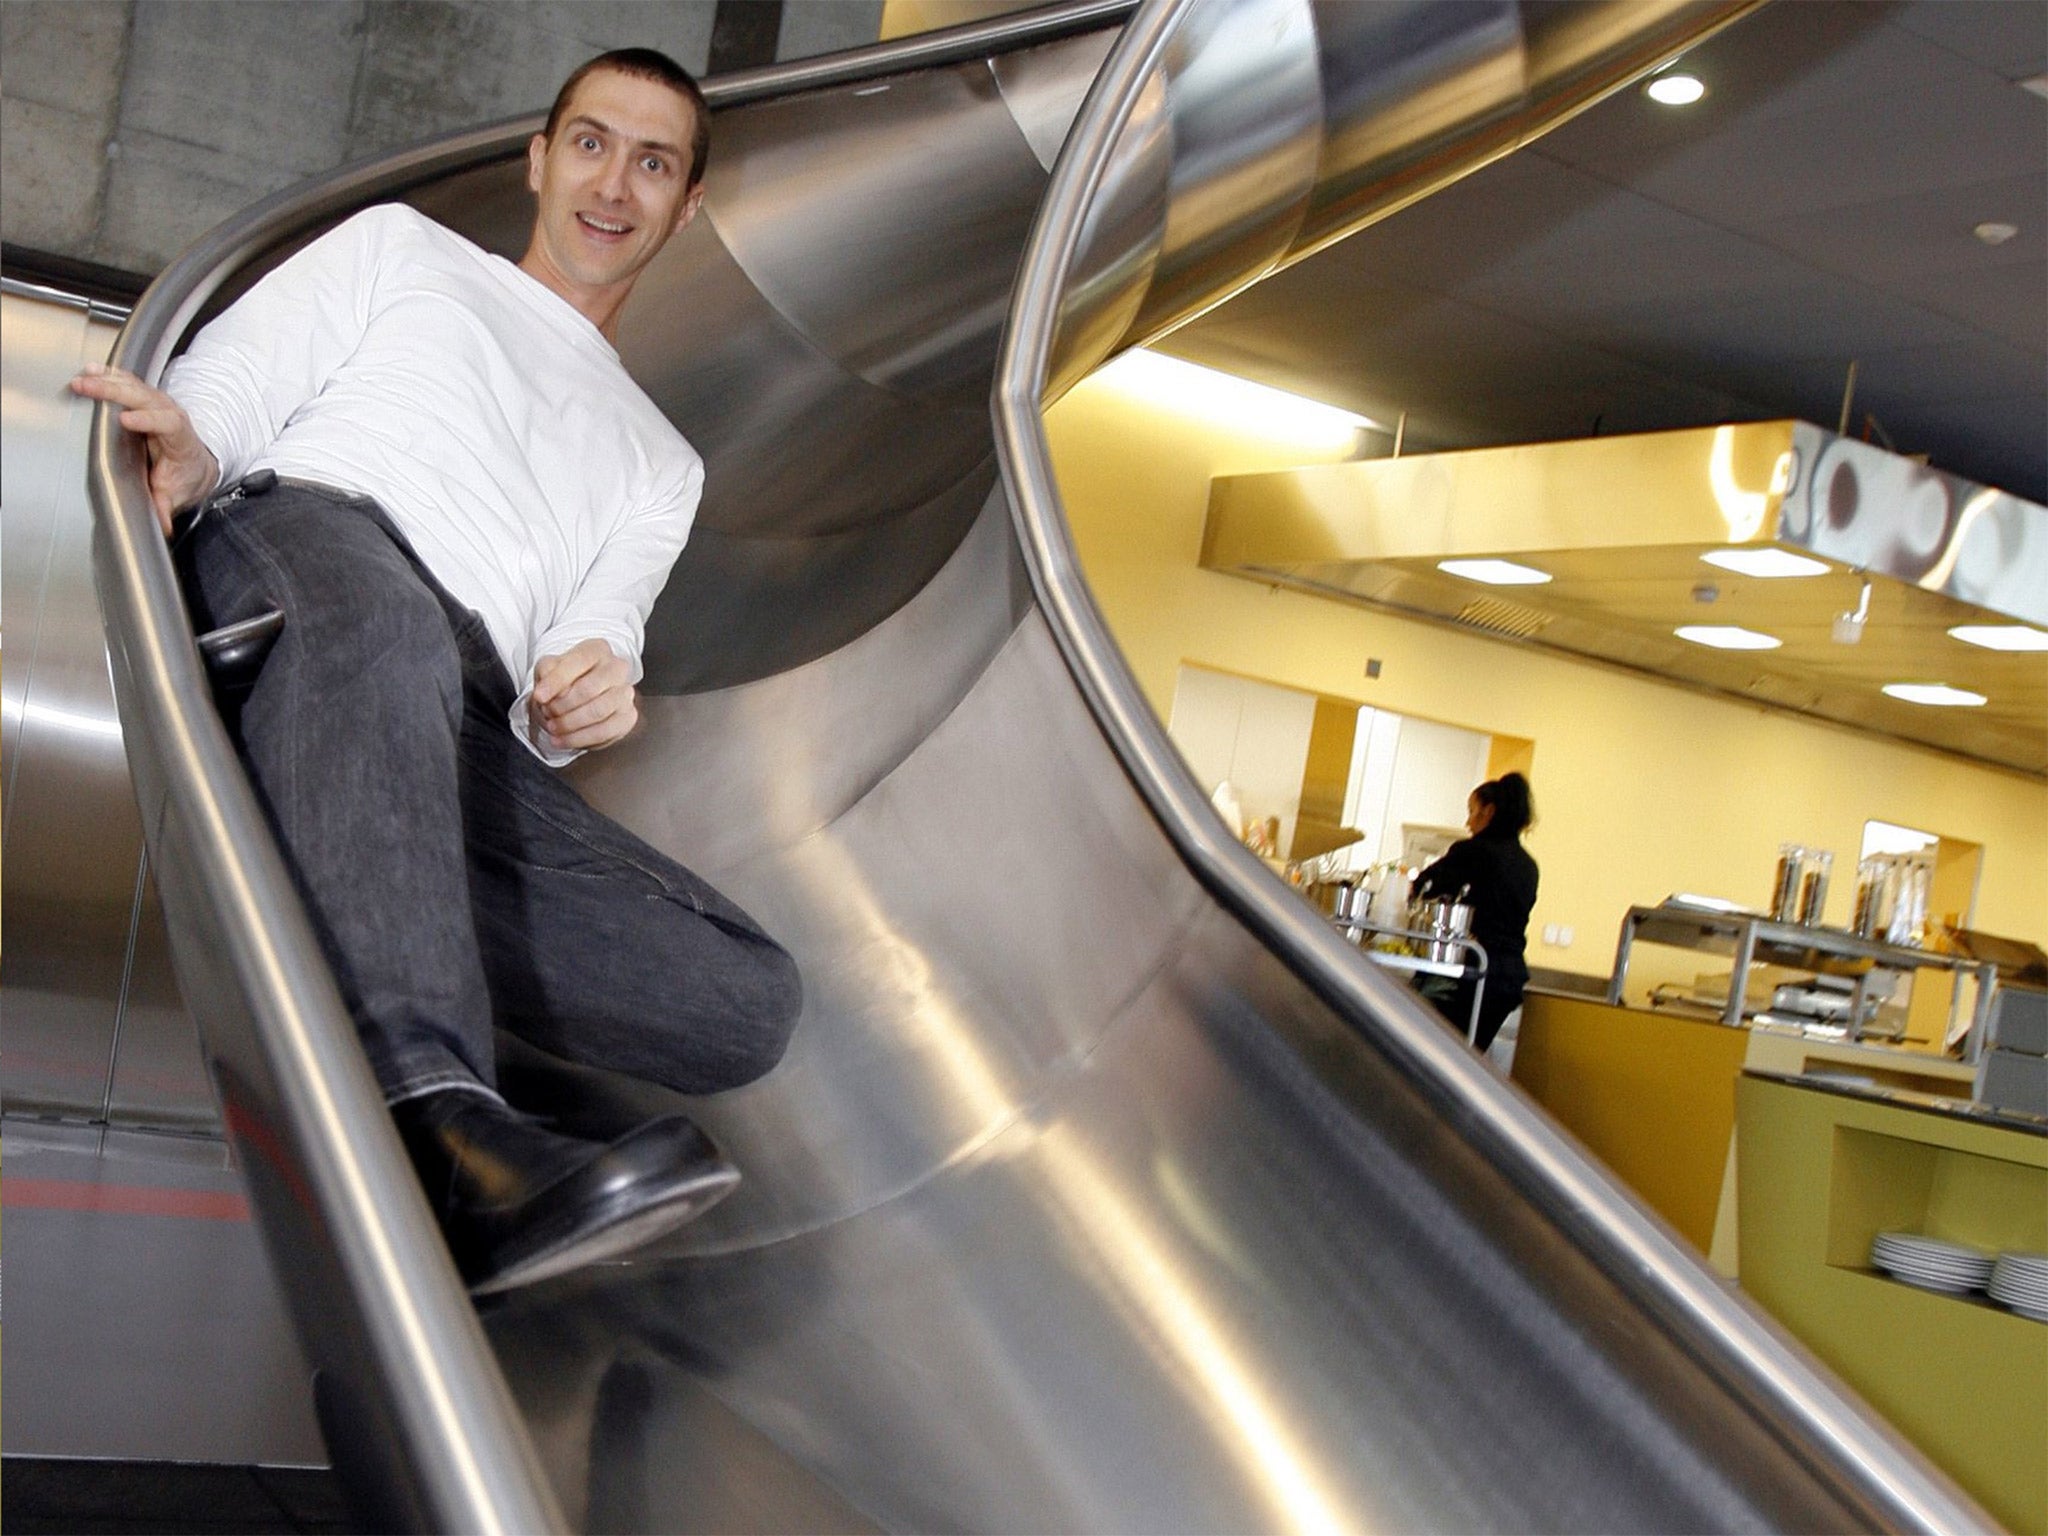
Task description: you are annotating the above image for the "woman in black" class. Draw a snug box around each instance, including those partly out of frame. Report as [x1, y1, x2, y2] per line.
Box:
[1414, 772, 1539, 1052]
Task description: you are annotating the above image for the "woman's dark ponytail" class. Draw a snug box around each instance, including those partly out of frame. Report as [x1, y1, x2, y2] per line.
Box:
[1478, 771, 1534, 836]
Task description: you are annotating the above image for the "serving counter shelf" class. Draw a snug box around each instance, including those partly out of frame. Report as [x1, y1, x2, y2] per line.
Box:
[1735, 1069, 2048, 1531]
[1608, 904, 1997, 1047]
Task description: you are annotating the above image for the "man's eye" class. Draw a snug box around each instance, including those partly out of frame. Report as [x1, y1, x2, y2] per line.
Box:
[642, 156, 667, 174]
[577, 135, 600, 151]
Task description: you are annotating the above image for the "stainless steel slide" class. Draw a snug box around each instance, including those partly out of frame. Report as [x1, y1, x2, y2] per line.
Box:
[74, 0, 1996, 1529]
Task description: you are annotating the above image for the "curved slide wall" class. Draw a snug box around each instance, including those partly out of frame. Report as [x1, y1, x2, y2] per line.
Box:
[55, 1, 1993, 1529]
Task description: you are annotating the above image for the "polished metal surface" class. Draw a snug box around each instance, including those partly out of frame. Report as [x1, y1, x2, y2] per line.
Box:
[1291, 0, 1751, 264]
[0, 290, 214, 1127]
[71, 0, 1998, 1531]
[531, 579, 1882, 1531]
[992, 25, 1120, 172]
[996, 0, 1988, 1528]
[1122, 0, 1324, 345]
[1789, 423, 2048, 626]
[104, 850, 221, 1131]
[3, 303, 289, 1469]
[1090, 0, 1761, 361]
[709, 66, 1051, 406]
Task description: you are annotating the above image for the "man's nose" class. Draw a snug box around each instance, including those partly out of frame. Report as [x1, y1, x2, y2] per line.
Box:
[596, 152, 632, 200]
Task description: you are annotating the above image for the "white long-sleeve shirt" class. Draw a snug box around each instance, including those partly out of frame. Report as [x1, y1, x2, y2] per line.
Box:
[163, 203, 702, 764]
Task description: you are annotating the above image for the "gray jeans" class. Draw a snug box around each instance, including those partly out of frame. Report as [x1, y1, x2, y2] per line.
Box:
[180, 479, 801, 1104]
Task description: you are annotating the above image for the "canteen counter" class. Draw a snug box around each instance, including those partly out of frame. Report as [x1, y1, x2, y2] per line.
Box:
[1505, 899, 2046, 1532]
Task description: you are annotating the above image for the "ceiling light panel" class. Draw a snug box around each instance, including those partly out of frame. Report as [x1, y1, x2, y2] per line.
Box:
[1949, 624, 2048, 652]
[1883, 683, 1987, 708]
[1700, 548, 1831, 579]
[1675, 624, 1781, 650]
[1437, 558, 1552, 586]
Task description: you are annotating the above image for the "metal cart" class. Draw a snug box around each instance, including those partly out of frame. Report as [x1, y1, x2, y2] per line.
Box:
[1336, 919, 1492, 1044]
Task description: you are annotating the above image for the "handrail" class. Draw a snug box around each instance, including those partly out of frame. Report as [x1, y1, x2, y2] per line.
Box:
[988, 0, 1992, 1529]
[1, 273, 133, 322]
[82, 5, 1134, 1529]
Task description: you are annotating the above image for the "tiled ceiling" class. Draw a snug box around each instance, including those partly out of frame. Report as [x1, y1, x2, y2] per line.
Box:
[1166, 0, 2047, 504]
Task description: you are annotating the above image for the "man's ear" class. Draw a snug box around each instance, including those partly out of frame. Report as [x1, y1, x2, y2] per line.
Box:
[674, 181, 706, 235]
[526, 133, 548, 193]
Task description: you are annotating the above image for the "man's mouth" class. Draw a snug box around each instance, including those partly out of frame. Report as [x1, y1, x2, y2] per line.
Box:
[577, 213, 633, 237]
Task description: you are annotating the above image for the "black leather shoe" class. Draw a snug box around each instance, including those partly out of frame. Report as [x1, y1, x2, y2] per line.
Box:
[390, 1090, 740, 1296]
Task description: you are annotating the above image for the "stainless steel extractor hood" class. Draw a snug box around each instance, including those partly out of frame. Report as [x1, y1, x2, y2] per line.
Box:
[1202, 420, 2048, 776]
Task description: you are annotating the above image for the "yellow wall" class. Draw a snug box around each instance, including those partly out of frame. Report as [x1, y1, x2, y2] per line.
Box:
[878, 0, 1036, 41]
[1043, 374, 2048, 976]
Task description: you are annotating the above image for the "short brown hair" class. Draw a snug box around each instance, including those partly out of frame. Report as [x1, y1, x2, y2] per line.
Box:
[544, 49, 710, 186]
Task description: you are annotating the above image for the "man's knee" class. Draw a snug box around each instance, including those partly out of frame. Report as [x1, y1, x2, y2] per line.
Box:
[726, 938, 803, 1087]
[618, 915, 803, 1094]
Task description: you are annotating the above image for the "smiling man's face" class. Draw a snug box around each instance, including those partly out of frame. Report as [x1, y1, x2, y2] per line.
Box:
[520, 68, 704, 336]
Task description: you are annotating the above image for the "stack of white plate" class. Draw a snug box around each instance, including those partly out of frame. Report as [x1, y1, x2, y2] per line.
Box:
[1987, 1252, 2048, 1321]
[1869, 1232, 1994, 1294]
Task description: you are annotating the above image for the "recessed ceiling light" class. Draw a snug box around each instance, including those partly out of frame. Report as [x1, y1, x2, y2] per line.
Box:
[1437, 558, 1553, 586]
[1883, 683, 1987, 708]
[1948, 623, 2048, 652]
[1973, 221, 2019, 246]
[1675, 624, 1781, 650]
[1646, 74, 1705, 106]
[1700, 548, 1831, 579]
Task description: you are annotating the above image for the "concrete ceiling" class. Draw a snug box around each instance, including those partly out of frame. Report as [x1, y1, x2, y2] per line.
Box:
[1165, 0, 2046, 506]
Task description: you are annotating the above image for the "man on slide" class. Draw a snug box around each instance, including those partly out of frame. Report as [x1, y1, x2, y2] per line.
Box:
[75, 48, 801, 1295]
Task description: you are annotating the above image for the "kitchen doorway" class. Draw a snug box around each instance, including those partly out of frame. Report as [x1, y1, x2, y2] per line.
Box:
[1166, 663, 1530, 873]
